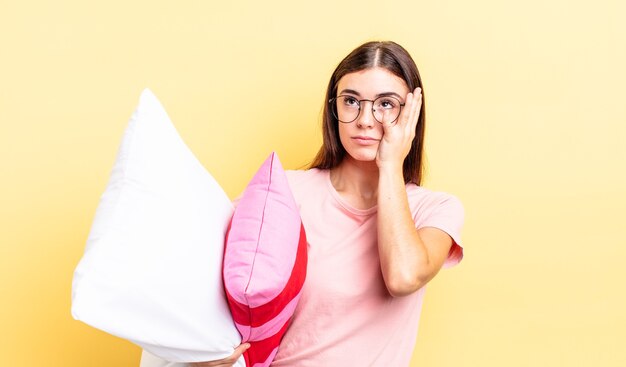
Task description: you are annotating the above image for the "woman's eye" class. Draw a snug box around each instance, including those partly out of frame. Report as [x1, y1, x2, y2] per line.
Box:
[342, 96, 359, 107]
[378, 99, 397, 109]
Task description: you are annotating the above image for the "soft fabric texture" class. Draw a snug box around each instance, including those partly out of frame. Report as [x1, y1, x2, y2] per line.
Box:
[223, 153, 307, 367]
[270, 168, 464, 367]
[71, 89, 244, 365]
[140, 350, 189, 367]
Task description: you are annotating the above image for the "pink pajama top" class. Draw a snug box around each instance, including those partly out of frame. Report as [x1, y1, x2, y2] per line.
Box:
[270, 169, 464, 367]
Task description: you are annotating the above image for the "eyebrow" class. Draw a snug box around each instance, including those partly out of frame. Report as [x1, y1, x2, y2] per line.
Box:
[338, 89, 404, 100]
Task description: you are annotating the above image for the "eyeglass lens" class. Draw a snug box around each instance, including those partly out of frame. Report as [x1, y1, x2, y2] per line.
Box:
[333, 96, 402, 124]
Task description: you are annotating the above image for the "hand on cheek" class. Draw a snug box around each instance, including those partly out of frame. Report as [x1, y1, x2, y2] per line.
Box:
[376, 87, 422, 170]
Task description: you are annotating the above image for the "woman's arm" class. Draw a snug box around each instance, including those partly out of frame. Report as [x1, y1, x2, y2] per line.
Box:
[377, 165, 453, 297]
[376, 88, 454, 297]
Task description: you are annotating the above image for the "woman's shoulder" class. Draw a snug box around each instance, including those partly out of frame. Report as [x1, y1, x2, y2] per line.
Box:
[284, 168, 328, 206]
[285, 168, 328, 188]
[405, 183, 464, 215]
[406, 184, 465, 266]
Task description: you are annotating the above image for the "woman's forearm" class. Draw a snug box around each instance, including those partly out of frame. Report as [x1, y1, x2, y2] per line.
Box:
[377, 164, 432, 297]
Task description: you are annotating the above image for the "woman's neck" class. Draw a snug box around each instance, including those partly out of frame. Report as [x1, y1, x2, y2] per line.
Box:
[330, 158, 379, 209]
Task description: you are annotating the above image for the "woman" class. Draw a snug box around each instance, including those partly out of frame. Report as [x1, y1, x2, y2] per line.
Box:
[145, 40, 464, 367]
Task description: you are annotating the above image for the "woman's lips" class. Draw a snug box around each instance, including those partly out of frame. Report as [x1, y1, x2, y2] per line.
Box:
[352, 136, 380, 145]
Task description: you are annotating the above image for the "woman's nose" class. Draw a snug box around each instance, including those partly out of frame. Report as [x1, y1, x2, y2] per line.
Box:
[356, 103, 375, 128]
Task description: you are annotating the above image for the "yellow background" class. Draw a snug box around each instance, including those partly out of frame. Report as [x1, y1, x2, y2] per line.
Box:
[1, 0, 624, 366]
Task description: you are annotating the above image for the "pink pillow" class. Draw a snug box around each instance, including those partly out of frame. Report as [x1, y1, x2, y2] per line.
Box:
[223, 152, 307, 367]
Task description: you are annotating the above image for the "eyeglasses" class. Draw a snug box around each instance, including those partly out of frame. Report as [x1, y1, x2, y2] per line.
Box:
[329, 95, 405, 124]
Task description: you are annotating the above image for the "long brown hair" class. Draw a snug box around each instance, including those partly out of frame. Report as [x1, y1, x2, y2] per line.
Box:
[310, 41, 426, 185]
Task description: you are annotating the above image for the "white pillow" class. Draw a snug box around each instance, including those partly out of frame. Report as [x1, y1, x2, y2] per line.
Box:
[71, 89, 244, 365]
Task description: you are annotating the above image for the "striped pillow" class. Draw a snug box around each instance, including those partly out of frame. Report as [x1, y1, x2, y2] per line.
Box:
[223, 152, 307, 367]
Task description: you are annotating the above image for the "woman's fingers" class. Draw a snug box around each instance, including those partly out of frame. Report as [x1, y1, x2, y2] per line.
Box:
[409, 88, 421, 123]
[408, 88, 422, 134]
[377, 87, 422, 165]
[394, 88, 420, 137]
[394, 87, 420, 128]
[229, 343, 251, 361]
[190, 343, 250, 367]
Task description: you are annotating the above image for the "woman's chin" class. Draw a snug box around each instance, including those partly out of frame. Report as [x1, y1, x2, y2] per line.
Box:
[345, 151, 378, 163]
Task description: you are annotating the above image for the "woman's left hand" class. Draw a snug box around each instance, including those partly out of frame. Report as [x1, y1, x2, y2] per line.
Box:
[376, 87, 422, 170]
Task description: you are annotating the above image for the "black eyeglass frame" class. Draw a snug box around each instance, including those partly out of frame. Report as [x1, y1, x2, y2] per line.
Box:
[328, 95, 406, 124]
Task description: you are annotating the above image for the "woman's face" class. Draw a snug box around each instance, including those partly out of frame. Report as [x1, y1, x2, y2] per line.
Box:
[335, 67, 410, 162]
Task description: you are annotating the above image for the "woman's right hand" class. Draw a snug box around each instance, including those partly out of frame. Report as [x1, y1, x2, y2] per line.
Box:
[189, 343, 250, 367]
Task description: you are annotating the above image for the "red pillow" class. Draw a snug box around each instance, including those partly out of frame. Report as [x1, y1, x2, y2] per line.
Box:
[223, 152, 307, 367]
